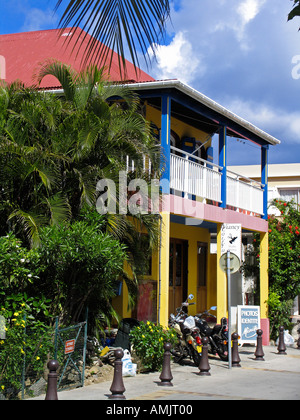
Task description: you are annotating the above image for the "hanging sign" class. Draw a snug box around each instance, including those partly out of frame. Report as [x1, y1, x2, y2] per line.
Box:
[237, 305, 260, 344]
[221, 223, 242, 261]
[64, 339, 76, 355]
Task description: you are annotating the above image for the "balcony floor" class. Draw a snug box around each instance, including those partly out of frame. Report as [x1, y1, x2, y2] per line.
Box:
[161, 194, 268, 233]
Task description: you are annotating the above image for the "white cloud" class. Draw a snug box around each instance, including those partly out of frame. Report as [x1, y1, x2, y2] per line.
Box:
[223, 97, 300, 144]
[148, 31, 204, 85]
[21, 7, 57, 32]
[237, 0, 265, 25]
[212, 0, 267, 49]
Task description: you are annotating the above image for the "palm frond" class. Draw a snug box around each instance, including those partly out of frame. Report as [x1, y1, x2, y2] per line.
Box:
[8, 209, 47, 248]
[34, 59, 77, 102]
[42, 193, 72, 226]
[54, 0, 170, 74]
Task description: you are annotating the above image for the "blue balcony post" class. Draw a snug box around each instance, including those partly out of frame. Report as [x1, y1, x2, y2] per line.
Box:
[261, 145, 269, 220]
[160, 95, 171, 194]
[219, 125, 227, 209]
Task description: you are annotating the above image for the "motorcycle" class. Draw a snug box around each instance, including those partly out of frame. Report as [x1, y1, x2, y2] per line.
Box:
[169, 294, 202, 367]
[195, 306, 229, 361]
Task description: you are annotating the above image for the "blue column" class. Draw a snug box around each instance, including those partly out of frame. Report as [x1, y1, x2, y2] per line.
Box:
[160, 95, 171, 194]
[261, 145, 269, 220]
[219, 126, 227, 209]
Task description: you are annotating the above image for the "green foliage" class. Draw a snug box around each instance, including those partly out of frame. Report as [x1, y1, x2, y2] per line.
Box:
[267, 292, 294, 340]
[35, 219, 129, 324]
[267, 200, 300, 300]
[1, 65, 161, 249]
[55, 0, 171, 72]
[0, 233, 40, 295]
[0, 295, 53, 400]
[129, 321, 177, 372]
[288, 0, 300, 24]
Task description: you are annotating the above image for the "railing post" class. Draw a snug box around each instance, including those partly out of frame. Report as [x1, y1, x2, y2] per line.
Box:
[160, 95, 171, 194]
[261, 145, 269, 220]
[219, 125, 227, 209]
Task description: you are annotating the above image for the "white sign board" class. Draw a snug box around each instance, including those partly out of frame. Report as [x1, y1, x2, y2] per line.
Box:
[237, 305, 260, 345]
[221, 223, 242, 261]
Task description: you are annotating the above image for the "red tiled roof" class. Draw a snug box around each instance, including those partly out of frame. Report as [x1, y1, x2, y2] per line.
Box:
[0, 28, 154, 88]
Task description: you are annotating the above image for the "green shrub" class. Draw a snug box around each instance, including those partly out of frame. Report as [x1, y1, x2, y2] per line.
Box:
[129, 321, 177, 372]
[0, 295, 53, 400]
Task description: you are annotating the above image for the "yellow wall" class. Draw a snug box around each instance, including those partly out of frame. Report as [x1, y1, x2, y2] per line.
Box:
[260, 231, 269, 319]
[168, 222, 211, 316]
[158, 211, 171, 327]
[145, 103, 211, 146]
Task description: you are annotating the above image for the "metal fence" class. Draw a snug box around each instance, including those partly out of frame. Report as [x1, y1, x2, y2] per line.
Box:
[54, 311, 88, 392]
[0, 312, 87, 400]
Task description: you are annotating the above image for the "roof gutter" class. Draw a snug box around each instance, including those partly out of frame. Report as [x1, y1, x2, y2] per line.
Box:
[122, 79, 281, 146]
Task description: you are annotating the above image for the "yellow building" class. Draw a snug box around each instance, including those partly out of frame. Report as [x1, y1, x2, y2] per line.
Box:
[114, 80, 281, 345]
[0, 29, 281, 345]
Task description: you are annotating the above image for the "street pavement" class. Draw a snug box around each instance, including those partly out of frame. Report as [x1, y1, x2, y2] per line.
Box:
[30, 344, 300, 402]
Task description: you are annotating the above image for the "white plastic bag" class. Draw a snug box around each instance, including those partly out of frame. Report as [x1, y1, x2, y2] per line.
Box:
[276, 330, 294, 347]
[284, 330, 295, 346]
[121, 349, 137, 377]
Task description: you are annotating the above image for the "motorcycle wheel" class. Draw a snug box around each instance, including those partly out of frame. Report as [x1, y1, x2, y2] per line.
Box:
[170, 343, 185, 364]
[217, 344, 229, 361]
[190, 346, 201, 367]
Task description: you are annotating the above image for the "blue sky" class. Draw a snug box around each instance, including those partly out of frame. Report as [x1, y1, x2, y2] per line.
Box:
[1, 0, 300, 165]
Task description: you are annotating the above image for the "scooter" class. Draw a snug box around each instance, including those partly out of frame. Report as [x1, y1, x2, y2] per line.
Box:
[195, 306, 229, 361]
[169, 294, 202, 367]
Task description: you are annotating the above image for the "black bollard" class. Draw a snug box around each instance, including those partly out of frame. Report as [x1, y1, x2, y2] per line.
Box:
[45, 360, 59, 400]
[231, 333, 241, 367]
[277, 326, 287, 355]
[254, 329, 265, 361]
[108, 348, 126, 400]
[297, 322, 300, 349]
[198, 337, 211, 376]
[158, 342, 173, 386]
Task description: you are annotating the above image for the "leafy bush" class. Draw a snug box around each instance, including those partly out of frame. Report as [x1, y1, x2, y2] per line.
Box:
[0, 233, 41, 296]
[0, 295, 53, 400]
[129, 321, 177, 372]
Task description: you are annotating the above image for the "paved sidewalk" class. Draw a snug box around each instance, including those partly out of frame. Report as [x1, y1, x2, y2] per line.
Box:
[30, 345, 300, 401]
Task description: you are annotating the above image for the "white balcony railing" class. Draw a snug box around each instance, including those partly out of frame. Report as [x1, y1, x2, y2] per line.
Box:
[226, 170, 264, 215]
[170, 147, 265, 216]
[170, 146, 222, 203]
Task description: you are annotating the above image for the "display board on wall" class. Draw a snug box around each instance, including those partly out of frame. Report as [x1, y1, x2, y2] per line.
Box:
[237, 305, 260, 344]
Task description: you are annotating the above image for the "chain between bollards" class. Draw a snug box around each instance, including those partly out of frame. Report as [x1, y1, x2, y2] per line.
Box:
[158, 342, 173, 386]
[108, 348, 126, 400]
[45, 360, 59, 400]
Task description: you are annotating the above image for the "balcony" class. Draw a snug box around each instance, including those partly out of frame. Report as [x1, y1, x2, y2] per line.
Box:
[170, 146, 264, 217]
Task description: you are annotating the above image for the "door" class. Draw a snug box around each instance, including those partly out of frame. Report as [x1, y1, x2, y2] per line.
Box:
[169, 239, 188, 315]
[197, 242, 208, 313]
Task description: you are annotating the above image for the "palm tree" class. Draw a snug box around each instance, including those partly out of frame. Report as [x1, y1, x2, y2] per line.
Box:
[0, 81, 71, 247]
[35, 60, 162, 288]
[1, 63, 161, 297]
[54, 0, 171, 74]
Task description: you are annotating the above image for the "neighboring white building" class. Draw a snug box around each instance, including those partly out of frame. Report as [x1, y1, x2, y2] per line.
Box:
[228, 163, 300, 214]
